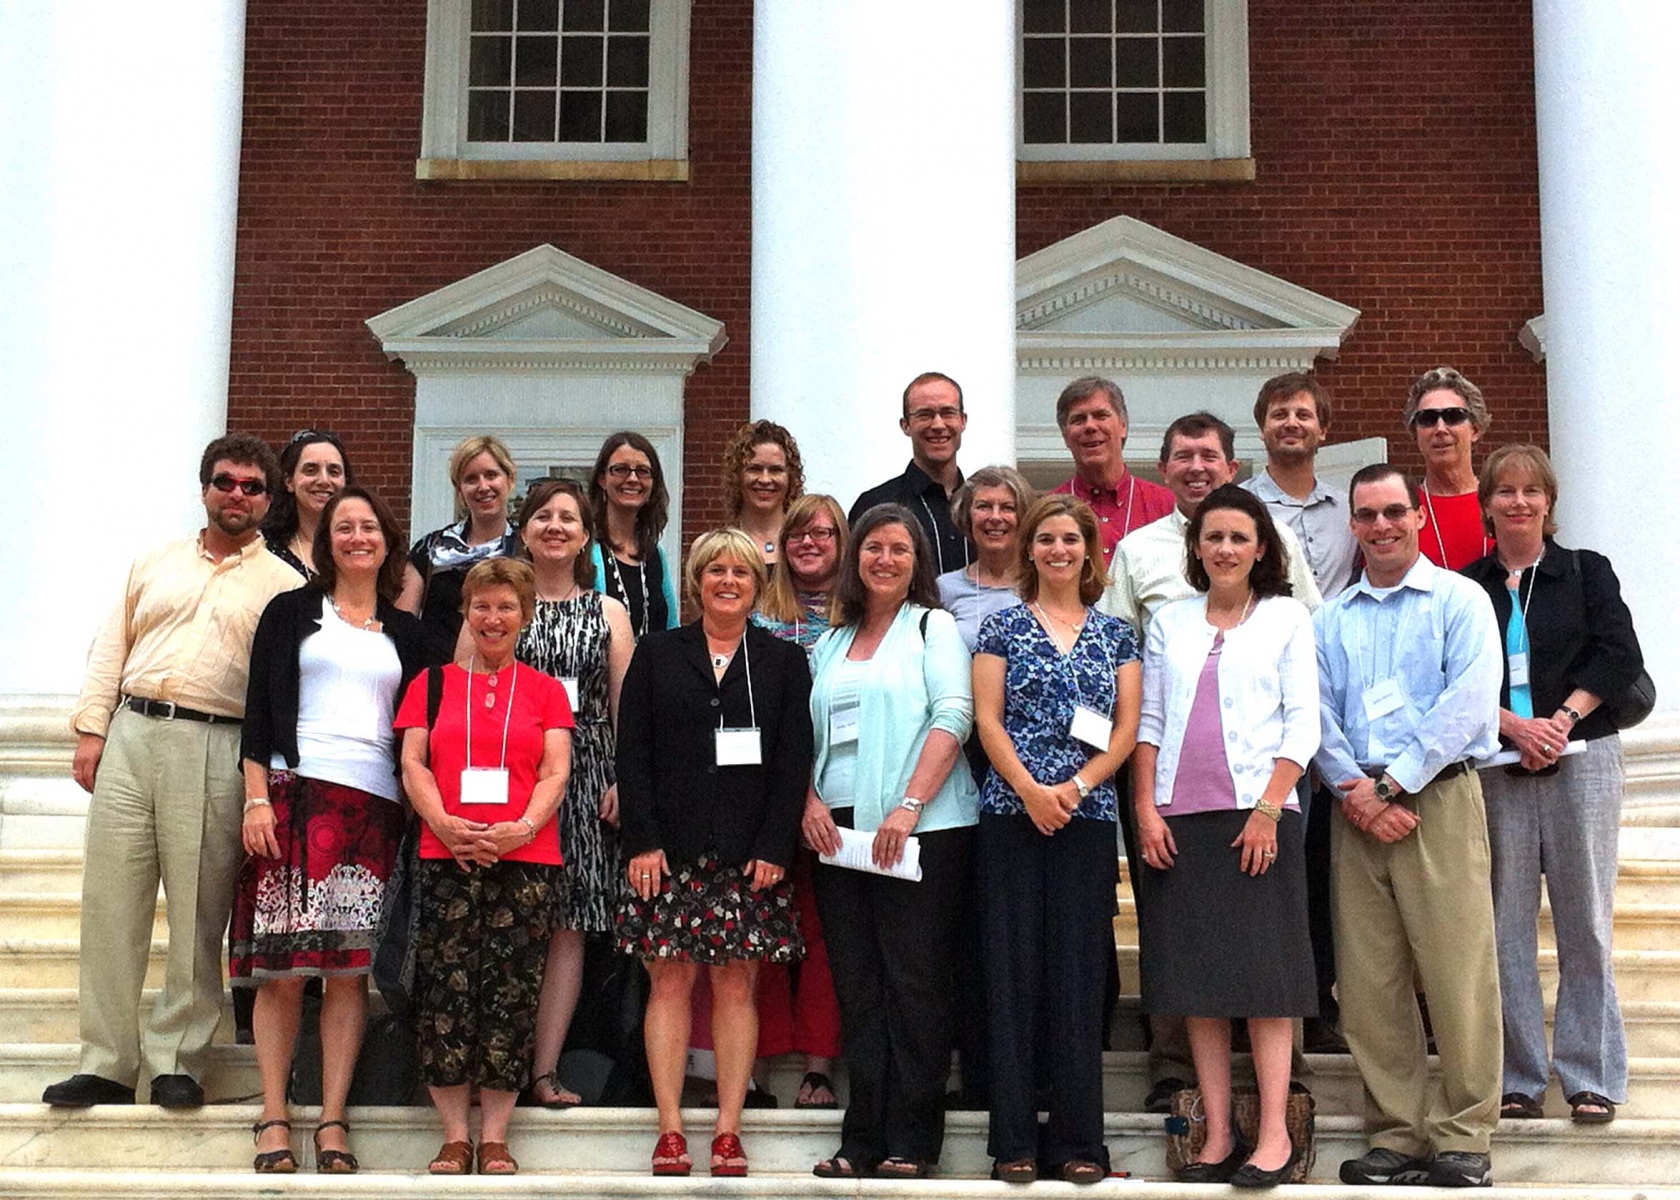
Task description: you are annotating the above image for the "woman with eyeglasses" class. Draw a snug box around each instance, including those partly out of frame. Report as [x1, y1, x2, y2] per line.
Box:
[398, 436, 521, 662]
[1133, 484, 1319, 1187]
[588, 431, 679, 639]
[1406, 367, 1493, 570]
[262, 430, 353, 580]
[1464, 445, 1644, 1126]
[723, 420, 805, 570]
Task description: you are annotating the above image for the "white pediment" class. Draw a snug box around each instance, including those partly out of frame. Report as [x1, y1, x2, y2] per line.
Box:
[365, 244, 726, 373]
[1016, 215, 1359, 370]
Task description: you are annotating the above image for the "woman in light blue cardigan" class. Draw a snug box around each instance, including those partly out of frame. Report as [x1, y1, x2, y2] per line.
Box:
[802, 503, 978, 1180]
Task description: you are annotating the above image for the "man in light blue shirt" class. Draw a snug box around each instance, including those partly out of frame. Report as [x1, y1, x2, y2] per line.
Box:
[1313, 463, 1503, 1189]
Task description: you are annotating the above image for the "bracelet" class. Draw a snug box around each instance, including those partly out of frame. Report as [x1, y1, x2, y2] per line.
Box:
[243, 797, 271, 813]
[517, 816, 537, 842]
[899, 797, 926, 816]
[1253, 800, 1283, 823]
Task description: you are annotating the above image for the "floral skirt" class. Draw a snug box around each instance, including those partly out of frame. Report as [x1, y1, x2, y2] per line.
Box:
[616, 851, 803, 965]
[230, 771, 406, 982]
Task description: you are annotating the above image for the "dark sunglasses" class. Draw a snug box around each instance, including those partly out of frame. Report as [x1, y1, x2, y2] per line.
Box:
[1351, 503, 1415, 526]
[210, 474, 268, 497]
[1410, 406, 1473, 429]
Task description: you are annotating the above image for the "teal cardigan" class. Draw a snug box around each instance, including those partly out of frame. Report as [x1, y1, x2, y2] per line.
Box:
[808, 603, 978, 834]
[589, 543, 679, 632]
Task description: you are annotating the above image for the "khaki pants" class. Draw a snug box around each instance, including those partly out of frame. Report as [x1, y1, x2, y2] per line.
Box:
[1331, 768, 1502, 1155]
[77, 708, 244, 1086]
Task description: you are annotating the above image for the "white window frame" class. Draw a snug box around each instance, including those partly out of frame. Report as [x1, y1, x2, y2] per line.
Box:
[1017, 0, 1249, 162]
[419, 0, 690, 169]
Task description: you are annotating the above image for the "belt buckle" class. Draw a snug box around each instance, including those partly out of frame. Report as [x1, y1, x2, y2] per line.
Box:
[155, 700, 178, 721]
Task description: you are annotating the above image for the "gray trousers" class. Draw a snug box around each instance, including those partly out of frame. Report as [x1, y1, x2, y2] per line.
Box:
[1481, 734, 1627, 1102]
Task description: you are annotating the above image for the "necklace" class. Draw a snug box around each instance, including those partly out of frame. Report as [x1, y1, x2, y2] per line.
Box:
[330, 597, 378, 630]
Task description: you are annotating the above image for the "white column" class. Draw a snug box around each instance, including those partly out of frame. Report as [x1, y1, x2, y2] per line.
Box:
[750, 1, 1018, 501]
[0, 1, 248, 701]
[1533, 1, 1680, 714]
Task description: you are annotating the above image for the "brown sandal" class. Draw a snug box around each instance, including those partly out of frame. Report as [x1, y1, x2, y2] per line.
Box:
[251, 1119, 296, 1174]
[428, 1140, 474, 1175]
[313, 1119, 358, 1174]
[477, 1141, 519, 1175]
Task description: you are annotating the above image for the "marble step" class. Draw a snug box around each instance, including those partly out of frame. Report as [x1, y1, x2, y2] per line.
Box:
[0, 939, 170, 990]
[0, 988, 393, 1045]
[6, 1041, 1680, 1117]
[2, 1103, 1679, 1186]
[0, 893, 169, 942]
[0, 851, 84, 895]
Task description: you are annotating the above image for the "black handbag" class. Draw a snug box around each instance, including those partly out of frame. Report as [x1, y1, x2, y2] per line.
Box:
[1568, 551, 1654, 729]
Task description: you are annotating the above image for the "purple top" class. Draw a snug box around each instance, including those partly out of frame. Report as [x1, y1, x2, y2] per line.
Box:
[1165, 640, 1237, 815]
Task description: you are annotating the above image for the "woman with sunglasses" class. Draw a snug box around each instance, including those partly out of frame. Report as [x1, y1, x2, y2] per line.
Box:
[262, 430, 353, 580]
[723, 419, 805, 571]
[588, 432, 679, 639]
[1405, 367, 1493, 570]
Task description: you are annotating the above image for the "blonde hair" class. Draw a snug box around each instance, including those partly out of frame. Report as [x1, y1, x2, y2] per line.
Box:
[447, 435, 517, 521]
[758, 494, 846, 624]
[1479, 443, 1559, 538]
[684, 528, 769, 611]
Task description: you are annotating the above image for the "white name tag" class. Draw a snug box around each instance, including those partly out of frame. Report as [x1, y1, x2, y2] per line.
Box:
[1507, 652, 1530, 689]
[829, 705, 859, 746]
[560, 676, 580, 712]
[715, 727, 763, 766]
[459, 767, 510, 806]
[1069, 704, 1113, 751]
[1362, 678, 1404, 722]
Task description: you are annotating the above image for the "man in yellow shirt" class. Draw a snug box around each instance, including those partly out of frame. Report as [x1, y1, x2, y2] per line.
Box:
[44, 435, 300, 1108]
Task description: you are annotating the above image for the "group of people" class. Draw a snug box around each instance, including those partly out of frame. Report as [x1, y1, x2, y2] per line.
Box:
[45, 363, 1642, 1191]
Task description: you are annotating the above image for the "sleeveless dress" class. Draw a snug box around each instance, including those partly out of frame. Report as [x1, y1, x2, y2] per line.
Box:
[516, 590, 620, 932]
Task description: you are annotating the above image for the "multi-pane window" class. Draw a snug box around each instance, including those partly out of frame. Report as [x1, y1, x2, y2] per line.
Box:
[1022, 0, 1208, 146]
[466, 0, 652, 144]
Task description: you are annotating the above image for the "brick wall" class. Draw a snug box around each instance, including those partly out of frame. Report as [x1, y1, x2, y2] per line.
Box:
[229, 0, 1544, 547]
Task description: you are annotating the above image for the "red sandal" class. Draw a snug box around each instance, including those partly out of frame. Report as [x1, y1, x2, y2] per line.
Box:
[652, 1131, 691, 1176]
[711, 1131, 748, 1177]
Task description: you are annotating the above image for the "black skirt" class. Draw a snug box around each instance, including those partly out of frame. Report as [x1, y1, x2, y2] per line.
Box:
[1136, 808, 1317, 1019]
[615, 851, 804, 966]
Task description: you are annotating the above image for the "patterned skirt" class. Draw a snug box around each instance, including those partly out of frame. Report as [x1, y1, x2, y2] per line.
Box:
[616, 851, 804, 965]
[230, 771, 406, 982]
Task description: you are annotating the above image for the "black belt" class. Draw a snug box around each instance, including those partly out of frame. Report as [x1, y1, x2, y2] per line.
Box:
[1363, 760, 1468, 786]
[125, 697, 241, 725]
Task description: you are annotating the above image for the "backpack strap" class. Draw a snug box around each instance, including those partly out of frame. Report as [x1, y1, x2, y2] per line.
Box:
[425, 665, 444, 730]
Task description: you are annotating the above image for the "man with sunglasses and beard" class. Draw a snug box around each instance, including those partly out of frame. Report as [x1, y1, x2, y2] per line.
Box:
[1405, 367, 1494, 570]
[45, 435, 301, 1110]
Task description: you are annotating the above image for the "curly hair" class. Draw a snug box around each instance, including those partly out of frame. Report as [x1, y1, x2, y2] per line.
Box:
[1184, 484, 1292, 599]
[1404, 366, 1491, 432]
[721, 420, 805, 521]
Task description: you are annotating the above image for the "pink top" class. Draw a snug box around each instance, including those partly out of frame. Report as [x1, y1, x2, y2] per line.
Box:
[1164, 639, 1238, 815]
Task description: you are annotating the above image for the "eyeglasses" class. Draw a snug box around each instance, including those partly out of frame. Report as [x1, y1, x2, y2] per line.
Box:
[1351, 503, 1414, 525]
[905, 406, 963, 426]
[1410, 407, 1473, 429]
[606, 464, 654, 481]
[210, 474, 268, 497]
[787, 526, 838, 546]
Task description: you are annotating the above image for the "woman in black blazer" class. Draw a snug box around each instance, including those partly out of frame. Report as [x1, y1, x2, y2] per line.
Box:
[234, 488, 428, 1174]
[616, 528, 814, 1179]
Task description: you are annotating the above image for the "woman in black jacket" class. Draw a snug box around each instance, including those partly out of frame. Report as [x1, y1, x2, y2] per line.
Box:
[234, 488, 427, 1174]
[1465, 445, 1644, 1126]
[616, 528, 814, 1178]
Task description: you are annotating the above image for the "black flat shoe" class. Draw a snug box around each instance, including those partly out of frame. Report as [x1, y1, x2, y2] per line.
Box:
[42, 1074, 135, 1107]
[1230, 1146, 1301, 1189]
[1143, 1076, 1189, 1113]
[1175, 1140, 1248, 1184]
[148, 1074, 204, 1108]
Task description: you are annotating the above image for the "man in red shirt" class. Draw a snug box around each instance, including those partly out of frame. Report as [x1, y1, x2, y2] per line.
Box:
[1050, 376, 1174, 558]
[1406, 367, 1493, 570]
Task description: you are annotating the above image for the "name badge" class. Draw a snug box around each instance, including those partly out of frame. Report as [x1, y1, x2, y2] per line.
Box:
[715, 727, 763, 766]
[829, 705, 859, 746]
[459, 767, 510, 806]
[1507, 652, 1530, 689]
[1362, 678, 1404, 722]
[1069, 704, 1113, 751]
[559, 676, 580, 712]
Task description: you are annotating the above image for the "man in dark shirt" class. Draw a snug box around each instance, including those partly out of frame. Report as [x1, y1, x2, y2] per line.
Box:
[848, 370, 975, 575]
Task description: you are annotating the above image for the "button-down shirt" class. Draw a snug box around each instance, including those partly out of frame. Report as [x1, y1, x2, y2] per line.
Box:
[72, 534, 302, 737]
[1054, 471, 1176, 558]
[1311, 556, 1501, 793]
[1242, 469, 1361, 600]
[849, 460, 974, 576]
[1100, 508, 1324, 637]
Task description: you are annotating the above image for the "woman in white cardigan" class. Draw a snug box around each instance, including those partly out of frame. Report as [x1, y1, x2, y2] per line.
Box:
[1133, 485, 1320, 1189]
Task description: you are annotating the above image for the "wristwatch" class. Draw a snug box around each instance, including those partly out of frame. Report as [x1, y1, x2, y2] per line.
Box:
[1374, 774, 1404, 802]
[899, 797, 926, 815]
[1560, 705, 1583, 727]
[1072, 774, 1091, 799]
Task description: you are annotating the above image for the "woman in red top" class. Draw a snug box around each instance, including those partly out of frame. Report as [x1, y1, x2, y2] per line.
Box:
[395, 557, 573, 1177]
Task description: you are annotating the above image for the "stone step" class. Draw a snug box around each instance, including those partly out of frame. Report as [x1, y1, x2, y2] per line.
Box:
[0, 939, 170, 990]
[0, 851, 84, 895]
[0, 893, 169, 942]
[0, 1103, 1678, 1187]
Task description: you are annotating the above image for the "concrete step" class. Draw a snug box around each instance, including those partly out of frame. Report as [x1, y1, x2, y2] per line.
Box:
[0, 939, 170, 990]
[0, 850, 84, 895]
[0, 989, 237, 1045]
[0, 893, 169, 942]
[0, 1103, 1678, 1186]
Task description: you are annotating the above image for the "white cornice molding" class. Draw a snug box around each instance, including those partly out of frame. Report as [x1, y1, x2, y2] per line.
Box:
[1016, 215, 1360, 365]
[1520, 313, 1548, 362]
[366, 244, 726, 373]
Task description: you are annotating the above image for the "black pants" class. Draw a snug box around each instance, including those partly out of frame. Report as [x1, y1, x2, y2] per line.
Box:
[1305, 782, 1337, 1016]
[814, 820, 971, 1165]
[980, 813, 1115, 1168]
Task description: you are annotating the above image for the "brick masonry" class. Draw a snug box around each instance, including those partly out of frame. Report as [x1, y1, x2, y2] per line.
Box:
[229, 0, 1544, 549]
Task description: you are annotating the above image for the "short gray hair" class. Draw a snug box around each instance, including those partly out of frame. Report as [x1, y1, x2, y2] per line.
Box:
[1404, 366, 1491, 432]
[950, 465, 1035, 537]
[1055, 376, 1128, 428]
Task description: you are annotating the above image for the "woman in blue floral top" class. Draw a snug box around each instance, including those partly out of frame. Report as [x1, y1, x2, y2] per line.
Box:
[971, 494, 1141, 1185]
